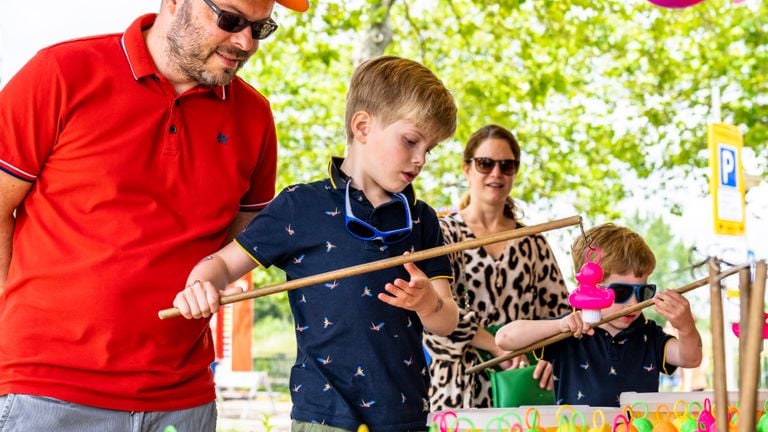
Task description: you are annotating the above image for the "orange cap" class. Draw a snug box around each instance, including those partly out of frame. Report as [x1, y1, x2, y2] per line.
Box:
[276, 0, 309, 12]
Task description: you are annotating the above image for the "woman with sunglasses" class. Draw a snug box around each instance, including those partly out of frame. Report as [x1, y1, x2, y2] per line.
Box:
[495, 223, 703, 407]
[423, 124, 571, 410]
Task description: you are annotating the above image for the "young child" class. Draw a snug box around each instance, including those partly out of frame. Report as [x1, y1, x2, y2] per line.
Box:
[495, 223, 702, 406]
[173, 55, 459, 431]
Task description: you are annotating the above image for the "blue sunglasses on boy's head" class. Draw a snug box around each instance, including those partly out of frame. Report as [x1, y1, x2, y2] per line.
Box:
[344, 180, 413, 244]
[599, 283, 657, 304]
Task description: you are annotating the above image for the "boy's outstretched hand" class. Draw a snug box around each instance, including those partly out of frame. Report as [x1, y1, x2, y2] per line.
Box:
[378, 259, 436, 314]
[654, 290, 702, 368]
[378, 253, 459, 336]
[652, 290, 696, 333]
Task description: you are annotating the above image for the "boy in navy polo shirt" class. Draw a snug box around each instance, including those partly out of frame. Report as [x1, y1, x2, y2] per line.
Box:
[173, 55, 459, 431]
[495, 223, 702, 406]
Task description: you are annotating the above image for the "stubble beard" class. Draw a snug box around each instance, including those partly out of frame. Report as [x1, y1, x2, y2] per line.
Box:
[166, 1, 245, 87]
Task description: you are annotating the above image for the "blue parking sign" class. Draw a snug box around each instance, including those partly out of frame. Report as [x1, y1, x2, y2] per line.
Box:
[708, 123, 744, 235]
[719, 145, 737, 188]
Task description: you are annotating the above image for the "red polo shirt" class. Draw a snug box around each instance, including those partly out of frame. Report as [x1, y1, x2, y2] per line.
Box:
[0, 14, 277, 410]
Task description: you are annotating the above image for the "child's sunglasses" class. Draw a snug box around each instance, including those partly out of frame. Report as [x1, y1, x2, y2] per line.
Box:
[466, 157, 519, 176]
[600, 283, 657, 304]
[202, 0, 279, 40]
[344, 180, 413, 244]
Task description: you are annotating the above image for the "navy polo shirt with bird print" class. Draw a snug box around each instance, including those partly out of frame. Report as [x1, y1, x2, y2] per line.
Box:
[537, 315, 676, 407]
[235, 158, 452, 431]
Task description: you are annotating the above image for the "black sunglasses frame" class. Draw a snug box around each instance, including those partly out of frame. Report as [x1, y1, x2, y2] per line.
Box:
[466, 157, 520, 176]
[202, 0, 279, 40]
[602, 283, 657, 304]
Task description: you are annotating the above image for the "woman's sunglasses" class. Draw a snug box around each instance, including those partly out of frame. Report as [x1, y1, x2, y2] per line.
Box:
[202, 0, 279, 40]
[600, 283, 657, 304]
[344, 181, 413, 244]
[466, 157, 519, 176]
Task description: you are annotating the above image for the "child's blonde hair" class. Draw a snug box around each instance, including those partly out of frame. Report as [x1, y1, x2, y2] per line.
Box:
[345, 55, 457, 145]
[571, 223, 656, 280]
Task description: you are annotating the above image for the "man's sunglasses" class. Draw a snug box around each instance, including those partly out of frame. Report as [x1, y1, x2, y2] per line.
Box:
[600, 283, 657, 304]
[466, 157, 519, 176]
[202, 0, 279, 40]
[344, 180, 413, 244]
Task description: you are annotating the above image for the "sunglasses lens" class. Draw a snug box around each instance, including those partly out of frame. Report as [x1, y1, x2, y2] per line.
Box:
[498, 160, 518, 175]
[346, 220, 375, 239]
[640, 285, 656, 301]
[474, 158, 494, 173]
[252, 21, 278, 39]
[218, 12, 246, 32]
[383, 231, 411, 244]
[610, 284, 634, 303]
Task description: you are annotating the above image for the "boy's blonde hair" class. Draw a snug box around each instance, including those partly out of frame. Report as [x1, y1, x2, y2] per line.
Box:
[571, 223, 656, 280]
[345, 55, 457, 145]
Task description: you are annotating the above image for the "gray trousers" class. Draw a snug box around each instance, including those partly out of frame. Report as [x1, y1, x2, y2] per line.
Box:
[0, 394, 216, 432]
[292, 420, 353, 432]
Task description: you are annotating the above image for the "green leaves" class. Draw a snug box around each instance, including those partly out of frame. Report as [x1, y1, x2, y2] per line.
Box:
[246, 0, 766, 220]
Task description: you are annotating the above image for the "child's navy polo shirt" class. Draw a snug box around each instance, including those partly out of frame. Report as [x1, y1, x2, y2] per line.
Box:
[235, 158, 452, 431]
[538, 315, 676, 407]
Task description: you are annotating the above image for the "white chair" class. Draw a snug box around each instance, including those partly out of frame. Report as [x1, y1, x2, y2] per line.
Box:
[214, 368, 276, 419]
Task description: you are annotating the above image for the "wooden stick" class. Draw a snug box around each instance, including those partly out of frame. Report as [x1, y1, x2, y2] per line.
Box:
[739, 260, 766, 432]
[737, 267, 751, 398]
[709, 258, 728, 432]
[466, 262, 752, 374]
[158, 215, 583, 319]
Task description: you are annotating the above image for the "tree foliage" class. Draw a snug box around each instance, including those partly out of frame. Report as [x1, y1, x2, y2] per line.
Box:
[243, 0, 766, 223]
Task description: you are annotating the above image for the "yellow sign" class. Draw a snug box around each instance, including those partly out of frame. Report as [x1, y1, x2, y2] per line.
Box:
[708, 123, 745, 235]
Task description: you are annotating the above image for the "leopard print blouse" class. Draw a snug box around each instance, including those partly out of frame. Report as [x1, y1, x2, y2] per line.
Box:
[424, 212, 570, 410]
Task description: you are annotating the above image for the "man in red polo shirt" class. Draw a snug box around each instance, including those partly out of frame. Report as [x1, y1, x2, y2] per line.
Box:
[0, 0, 308, 430]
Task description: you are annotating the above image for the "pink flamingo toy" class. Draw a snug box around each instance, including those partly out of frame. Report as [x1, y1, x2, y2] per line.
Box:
[569, 247, 614, 323]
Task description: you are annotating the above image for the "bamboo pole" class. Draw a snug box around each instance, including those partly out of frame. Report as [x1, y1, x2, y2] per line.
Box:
[466, 262, 752, 375]
[739, 260, 766, 432]
[159, 215, 583, 319]
[709, 258, 728, 432]
[737, 267, 751, 404]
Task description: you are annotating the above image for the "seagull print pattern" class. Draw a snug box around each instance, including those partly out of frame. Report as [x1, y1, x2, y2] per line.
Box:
[246, 177, 440, 425]
[369, 322, 385, 331]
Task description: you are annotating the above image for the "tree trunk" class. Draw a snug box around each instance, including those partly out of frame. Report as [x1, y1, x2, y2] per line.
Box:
[352, 0, 396, 68]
